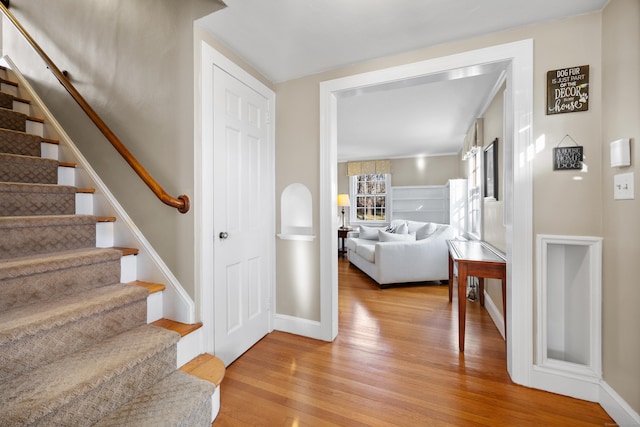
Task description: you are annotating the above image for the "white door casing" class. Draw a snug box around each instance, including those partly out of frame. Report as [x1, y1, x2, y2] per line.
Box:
[196, 42, 275, 364]
[319, 39, 533, 385]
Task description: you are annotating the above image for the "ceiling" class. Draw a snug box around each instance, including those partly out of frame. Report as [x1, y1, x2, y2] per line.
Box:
[197, 0, 607, 161]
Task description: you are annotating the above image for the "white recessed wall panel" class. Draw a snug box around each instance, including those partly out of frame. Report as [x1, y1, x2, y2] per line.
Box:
[535, 234, 602, 401]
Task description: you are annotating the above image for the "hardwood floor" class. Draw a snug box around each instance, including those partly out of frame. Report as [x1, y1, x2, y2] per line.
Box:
[214, 258, 613, 426]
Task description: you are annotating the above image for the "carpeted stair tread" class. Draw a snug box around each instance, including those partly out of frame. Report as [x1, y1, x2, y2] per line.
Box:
[0, 181, 76, 194]
[0, 282, 148, 346]
[0, 248, 122, 311]
[0, 325, 180, 427]
[0, 283, 149, 383]
[0, 182, 76, 216]
[0, 213, 95, 228]
[0, 91, 16, 109]
[0, 214, 96, 259]
[0, 247, 122, 281]
[0, 153, 59, 184]
[0, 127, 42, 156]
[0, 106, 27, 132]
[93, 370, 216, 427]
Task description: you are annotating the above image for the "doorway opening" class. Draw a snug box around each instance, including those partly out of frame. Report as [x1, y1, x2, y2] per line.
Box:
[319, 40, 533, 385]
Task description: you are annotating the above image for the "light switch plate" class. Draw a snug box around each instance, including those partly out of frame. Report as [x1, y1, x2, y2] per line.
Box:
[614, 172, 634, 200]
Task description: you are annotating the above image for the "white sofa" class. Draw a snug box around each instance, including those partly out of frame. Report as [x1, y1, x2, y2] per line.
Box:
[345, 220, 455, 286]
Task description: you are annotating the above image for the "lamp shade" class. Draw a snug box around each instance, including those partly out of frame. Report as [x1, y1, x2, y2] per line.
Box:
[337, 194, 350, 207]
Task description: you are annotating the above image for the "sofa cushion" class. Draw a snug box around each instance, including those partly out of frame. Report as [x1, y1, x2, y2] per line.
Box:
[345, 237, 358, 251]
[355, 242, 376, 262]
[396, 222, 409, 234]
[378, 230, 416, 242]
[415, 222, 438, 240]
[359, 225, 380, 240]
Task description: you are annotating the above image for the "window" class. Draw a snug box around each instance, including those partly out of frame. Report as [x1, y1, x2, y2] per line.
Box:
[350, 173, 389, 224]
[467, 150, 482, 240]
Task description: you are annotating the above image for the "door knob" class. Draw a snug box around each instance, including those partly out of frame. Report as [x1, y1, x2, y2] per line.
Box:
[219, 232, 229, 239]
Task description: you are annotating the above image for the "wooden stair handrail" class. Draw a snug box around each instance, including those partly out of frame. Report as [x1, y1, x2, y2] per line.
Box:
[0, 2, 190, 213]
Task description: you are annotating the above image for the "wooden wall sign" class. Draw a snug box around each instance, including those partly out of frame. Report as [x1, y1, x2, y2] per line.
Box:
[547, 65, 589, 115]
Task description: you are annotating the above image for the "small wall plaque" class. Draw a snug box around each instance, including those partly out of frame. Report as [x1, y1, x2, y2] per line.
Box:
[553, 146, 583, 170]
[553, 134, 583, 170]
[547, 65, 589, 115]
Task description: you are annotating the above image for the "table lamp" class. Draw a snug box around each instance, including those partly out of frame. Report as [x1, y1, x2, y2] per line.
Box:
[337, 194, 350, 229]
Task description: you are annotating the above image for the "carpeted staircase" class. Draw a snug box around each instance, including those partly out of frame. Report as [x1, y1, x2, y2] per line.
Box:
[0, 66, 218, 425]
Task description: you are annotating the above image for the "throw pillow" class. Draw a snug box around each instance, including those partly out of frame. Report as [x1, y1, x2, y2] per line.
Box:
[378, 230, 416, 242]
[359, 225, 379, 240]
[384, 223, 397, 233]
[395, 222, 409, 234]
[415, 222, 438, 240]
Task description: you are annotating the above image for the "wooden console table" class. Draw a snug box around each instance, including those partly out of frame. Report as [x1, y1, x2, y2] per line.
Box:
[447, 240, 506, 352]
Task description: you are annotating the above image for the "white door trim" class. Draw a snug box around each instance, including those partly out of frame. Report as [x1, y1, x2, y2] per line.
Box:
[319, 39, 534, 386]
[196, 41, 276, 354]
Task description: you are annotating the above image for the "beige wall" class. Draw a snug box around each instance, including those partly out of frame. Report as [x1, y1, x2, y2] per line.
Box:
[275, 76, 322, 319]
[602, 0, 640, 412]
[387, 155, 462, 186]
[2, 0, 224, 299]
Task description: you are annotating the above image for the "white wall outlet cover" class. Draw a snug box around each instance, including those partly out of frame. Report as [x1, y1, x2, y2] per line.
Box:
[613, 172, 634, 200]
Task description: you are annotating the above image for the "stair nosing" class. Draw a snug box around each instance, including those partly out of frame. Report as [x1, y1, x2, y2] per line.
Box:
[152, 318, 202, 337]
[0, 78, 18, 87]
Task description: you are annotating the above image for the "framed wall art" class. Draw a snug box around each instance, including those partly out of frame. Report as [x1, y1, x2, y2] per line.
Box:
[484, 138, 498, 200]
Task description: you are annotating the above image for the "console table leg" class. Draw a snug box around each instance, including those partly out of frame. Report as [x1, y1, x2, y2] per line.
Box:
[448, 254, 454, 303]
[458, 264, 467, 352]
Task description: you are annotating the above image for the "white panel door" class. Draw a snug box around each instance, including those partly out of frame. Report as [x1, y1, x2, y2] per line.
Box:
[213, 65, 270, 366]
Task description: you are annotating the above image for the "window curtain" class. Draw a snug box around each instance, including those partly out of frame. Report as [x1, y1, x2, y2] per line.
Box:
[347, 160, 391, 176]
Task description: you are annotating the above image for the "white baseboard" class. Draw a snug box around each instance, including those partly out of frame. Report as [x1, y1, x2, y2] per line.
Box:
[274, 313, 329, 341]
[531, 365, 601, 402]
[482, 292, 639, 426]
[599, 380, 640, 426]
[483, 290, 505, 339]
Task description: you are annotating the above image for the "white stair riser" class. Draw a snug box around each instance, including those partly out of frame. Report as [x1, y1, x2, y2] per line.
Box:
[12, 99, 30, 115]
[211, 387, 221, 423]
[147, 291, 163, 323]
[75, 193, 94, 215]
[25, 119, 43, 137]
[0, 82, 18, 96]
[120, 254, 137, 283]
[96, 221, 114, 247]
[176, 328, 202, 368]
[58, 166, 75, 186]
[41, 142, 58, 160]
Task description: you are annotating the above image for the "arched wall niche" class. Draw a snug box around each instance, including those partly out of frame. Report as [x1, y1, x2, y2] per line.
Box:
[278, 183, 315, 241]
